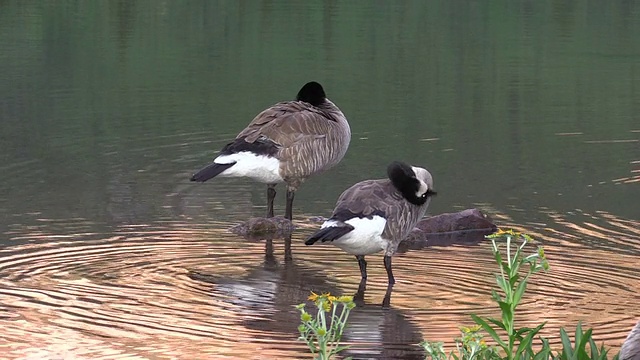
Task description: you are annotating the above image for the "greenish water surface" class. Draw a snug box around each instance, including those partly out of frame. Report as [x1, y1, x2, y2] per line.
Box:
[0, 1, 638, 359]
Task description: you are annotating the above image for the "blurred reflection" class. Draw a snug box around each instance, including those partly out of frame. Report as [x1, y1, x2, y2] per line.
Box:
[112, 0, 135, 56]
[354, 278, 394, 308]
[188, 233, 341, 327]
[188, 232, 425, 359]
[344, 280, 425, 360]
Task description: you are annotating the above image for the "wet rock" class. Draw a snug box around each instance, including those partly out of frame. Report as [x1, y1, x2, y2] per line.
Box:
[228, 209, 496, 243]
[228, 216, 295, 239]
[414, 208, 497, 234]
[308, 216, 327, 223]
[398, 209, 497, 251]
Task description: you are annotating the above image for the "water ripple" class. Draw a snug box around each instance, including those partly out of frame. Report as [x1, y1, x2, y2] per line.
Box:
[0, 209, 638, 358]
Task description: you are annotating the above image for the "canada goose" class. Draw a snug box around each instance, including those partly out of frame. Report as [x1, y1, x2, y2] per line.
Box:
[305, 161, 436, 285]
[620, 321, 640, 360]
[190, 81, 351, 220]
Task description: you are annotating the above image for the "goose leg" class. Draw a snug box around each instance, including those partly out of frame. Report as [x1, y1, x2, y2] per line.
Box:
[285, 189, 295, 221]
[382, 282, 394, 308]
[284, 232, 293, 262]
[383, 255, 395, 285]
[266, 184, 276, 218]
[354, 277, 367, 306]
[356, 255, 367, 280]
[265, 238, 275, 263]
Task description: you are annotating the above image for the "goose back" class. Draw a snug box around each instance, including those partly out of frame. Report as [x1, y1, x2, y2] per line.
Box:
[236, 99, 350, 186]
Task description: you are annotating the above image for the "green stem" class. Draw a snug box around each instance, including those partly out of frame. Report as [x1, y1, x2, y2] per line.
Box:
[338, 305, 351, 340]
[506, 235, 512, 270]
[506, 235, 514, 360]
[319, 308, 327, 358]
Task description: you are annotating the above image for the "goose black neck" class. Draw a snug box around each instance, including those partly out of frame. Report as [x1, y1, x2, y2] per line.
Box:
[387, 161, 425, 206]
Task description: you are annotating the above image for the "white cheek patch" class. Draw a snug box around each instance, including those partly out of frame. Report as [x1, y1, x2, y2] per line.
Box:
[415, 180, 429, 198]
[411, 166, 432, 197]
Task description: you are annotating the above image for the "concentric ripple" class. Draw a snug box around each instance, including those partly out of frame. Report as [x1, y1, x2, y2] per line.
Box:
[0, 220, 311, 359]
[0, 209, 639, 359]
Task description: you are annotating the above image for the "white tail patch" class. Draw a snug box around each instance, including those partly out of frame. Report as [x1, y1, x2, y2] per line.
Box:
[320, 220, 340, 228]
[325, 216, 389, 256]
[214, 151, 283, 184]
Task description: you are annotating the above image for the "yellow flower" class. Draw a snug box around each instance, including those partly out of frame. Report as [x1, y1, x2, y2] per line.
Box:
[308, 291, 319, 302]
[327, 295, 338, 303]
[317, 328, 326, 336]
[337, 295, 353, 303]
[489, 228, 529, 239]
[498, 228, 520, 236]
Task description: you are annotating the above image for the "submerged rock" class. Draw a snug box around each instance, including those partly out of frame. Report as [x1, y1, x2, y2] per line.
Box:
[413, 208, 497, 234]
[399, 208, 498, 251]
[228, 216, 295, 239]
[229, 208, 496, 244]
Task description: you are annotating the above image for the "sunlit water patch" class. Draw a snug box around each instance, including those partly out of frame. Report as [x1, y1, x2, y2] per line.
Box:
[0, 209, 638, 359]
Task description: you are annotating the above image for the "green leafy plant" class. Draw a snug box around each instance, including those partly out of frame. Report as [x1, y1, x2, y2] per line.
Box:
[556, 321, 613, 360]
[296, 292, 356, 360]
[423, 325, 499, 360]
[471, 229, 549, 359]
[421, 229, 618, 360]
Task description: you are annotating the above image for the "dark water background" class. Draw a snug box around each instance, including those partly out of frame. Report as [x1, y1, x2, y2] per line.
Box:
[0, 1, 638, 359]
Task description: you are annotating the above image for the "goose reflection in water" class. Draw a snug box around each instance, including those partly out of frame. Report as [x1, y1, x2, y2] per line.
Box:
[187, 234, 341, 322]
[342, 279, 426, 360]
[188, 233, 425, 359]
[231, 268, 425, 360]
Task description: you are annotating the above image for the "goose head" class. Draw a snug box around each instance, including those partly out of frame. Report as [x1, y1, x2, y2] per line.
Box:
[387, 161, 436, 206]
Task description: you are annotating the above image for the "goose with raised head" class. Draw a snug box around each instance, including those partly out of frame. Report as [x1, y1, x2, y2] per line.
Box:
[305, 161, 436, 285]
[190, 81, 351, 220]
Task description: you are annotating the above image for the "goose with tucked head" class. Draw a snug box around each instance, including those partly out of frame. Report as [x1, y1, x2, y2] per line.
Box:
[305, 161, 436, 285]
[190, 81, 351, 220]
[620, 321, 640, 360]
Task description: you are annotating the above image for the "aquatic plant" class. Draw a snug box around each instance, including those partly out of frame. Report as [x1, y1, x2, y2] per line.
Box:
[421, 229, 618, 360]
[296, 292, 356, 360]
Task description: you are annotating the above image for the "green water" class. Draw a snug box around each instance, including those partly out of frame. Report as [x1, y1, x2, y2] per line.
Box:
[0, 1, 638, 358]
[1, 1, 638, 226]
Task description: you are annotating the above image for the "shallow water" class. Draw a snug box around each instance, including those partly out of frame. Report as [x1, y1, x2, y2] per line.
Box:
[1, 1, 639, 359]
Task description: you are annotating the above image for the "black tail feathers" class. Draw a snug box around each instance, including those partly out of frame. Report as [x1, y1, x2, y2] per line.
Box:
[190, 162, 235, 182]
[305, 225, 354, 245]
